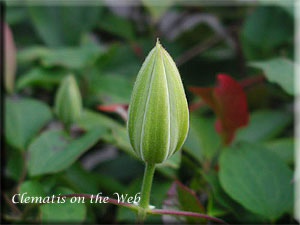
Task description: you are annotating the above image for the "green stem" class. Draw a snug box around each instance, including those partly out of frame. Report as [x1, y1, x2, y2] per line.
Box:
[137, 163, 156, 222]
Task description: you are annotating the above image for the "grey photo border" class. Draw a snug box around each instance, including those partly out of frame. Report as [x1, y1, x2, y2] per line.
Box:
[1, 0, 299, 223]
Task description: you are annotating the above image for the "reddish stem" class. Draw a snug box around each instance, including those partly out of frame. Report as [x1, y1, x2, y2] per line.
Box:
[189, 100, 205, 111]
[3, 193, 22, 216]
[59, 193, 226, 224]
[150, 209, 227, 224]
[239, 74, 265, 88]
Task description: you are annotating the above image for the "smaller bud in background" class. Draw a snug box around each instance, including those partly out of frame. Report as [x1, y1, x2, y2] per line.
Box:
[54, 75, 82, 126]
[4, 23, 17, 94]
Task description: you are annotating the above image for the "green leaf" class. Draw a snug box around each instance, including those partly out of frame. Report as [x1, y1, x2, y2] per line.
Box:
[76, 109, 121, 130]
[17, 67, 67, 90]
[219, 142, 293, 220]
[96, 43, 140, 78]
[88, 74, 133, 104]
[19, 180, 46, 199]
[63, 163, 101, 194]
[249, 58, 294, 95]
[17, 46, 49, 65]
[41, 44, 102, 70]
[184, 114, 221, 162]
[28, 6, 101, 47]
[235, 110, 292, 142]
[98, 12, 135, 40]
[5, 97, 52, 151]
[6, 6, 28, 25]
[63, 163, 126, 194]
[263, 137, 294, 164]
[28, 127, 105, 176]
[5, 147, 23, 180]
[257, 0, 294, 16]
[203, 171, 239, 213]
[40, 187, 86, 223]
[76, 109, 135, 156]
[240, 6, 293, 59]
[40, 176, 57, 194]
[18, 43, 103, 70]
[204, 171, 268, 223]
[96, 173, 126, 194]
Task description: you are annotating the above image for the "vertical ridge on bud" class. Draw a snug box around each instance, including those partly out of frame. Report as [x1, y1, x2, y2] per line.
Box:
[140, 40, 170, 163]
[161, 48, 189, 156]
[127, 39, 189, 164]
[127, 47, 157, 157]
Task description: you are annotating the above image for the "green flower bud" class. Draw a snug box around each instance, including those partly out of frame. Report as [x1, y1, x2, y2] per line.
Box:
[54, 75, 82, 125]
[127, 39, 189, 164]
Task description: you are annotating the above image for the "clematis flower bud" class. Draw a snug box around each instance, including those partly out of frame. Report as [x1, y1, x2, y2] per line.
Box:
[54, 75, 82, 125]
[127, 39, 189, 164]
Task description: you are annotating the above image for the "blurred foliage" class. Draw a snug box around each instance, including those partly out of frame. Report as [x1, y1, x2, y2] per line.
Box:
[3, 1, 295, 224]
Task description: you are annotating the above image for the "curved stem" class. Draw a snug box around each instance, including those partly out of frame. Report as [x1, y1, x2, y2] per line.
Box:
[148, 209, 227, 224]
[137, 163, 156, 222]
[55, 193, 226, 224]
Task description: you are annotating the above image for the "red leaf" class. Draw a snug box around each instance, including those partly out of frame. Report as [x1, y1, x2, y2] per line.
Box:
[189, 74, 264, 112]
[97, 103, 128, 121]
[189, 73, 249, 145]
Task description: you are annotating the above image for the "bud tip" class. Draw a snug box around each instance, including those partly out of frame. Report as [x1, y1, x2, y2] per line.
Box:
[156, 38, 160, 47]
